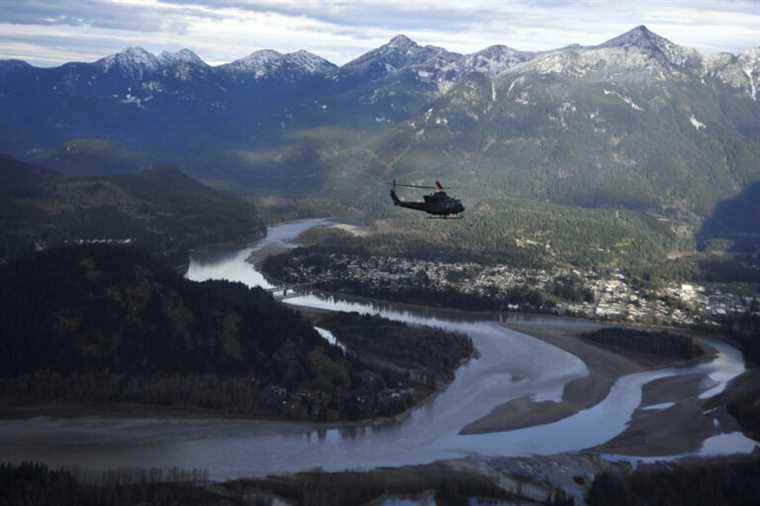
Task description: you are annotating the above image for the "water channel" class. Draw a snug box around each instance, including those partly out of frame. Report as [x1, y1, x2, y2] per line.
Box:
[1, 219, 755, 479]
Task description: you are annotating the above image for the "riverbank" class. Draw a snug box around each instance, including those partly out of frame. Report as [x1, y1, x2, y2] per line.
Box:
[3, 218, 753, 480]
[277, 287, 753, 459]
[0, 307, 475, 430]
[187, 217, 756, 454]
[0, 453, 625, 506]
[460, 319, 719, 444]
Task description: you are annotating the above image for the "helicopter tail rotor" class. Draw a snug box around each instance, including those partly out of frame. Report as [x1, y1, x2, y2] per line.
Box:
[390, 186, 401, 205]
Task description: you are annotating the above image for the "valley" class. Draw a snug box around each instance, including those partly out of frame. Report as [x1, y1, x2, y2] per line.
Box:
[2, 219, 756, 498]
[1, 18, 760, 506]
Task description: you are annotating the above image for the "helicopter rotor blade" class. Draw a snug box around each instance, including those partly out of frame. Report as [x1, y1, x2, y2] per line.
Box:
[396, 184, 438, 189]
[384, 181, 456, 189]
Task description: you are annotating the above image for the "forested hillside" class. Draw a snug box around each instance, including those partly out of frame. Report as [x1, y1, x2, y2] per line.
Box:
[0, 245, 325, 377]
[264, 196, 687, 282]
[35, 139, 156, 176]
[0, 154, 264, 264]
[699, 181, 760, 254]
[0, 244, 472, 420]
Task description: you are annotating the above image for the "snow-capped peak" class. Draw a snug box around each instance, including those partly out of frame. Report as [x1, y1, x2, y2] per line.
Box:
[222, 50, 283, 74]
[282, 50, 338, 75]
[457, 45, 536, 77]
[341, 34, 460, 81]
[387, 34, 418, 49]
[596, 25, 700, 67]
[97, 47, 161, 77]
[221, 48, 336, 78]
[158, 48, 206, 67]
[121, 46, 155, 60]
[599, 25, 663, 50]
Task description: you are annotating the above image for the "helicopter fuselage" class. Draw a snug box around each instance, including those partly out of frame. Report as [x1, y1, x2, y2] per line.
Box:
[390, 189, 465, 216]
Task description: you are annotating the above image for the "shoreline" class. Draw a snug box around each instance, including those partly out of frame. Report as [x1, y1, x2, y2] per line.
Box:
[5, 224, 749, 460]
[459, 319, 721, 441]
[0, 300, 728, 450]
[0, 305, 479, 430]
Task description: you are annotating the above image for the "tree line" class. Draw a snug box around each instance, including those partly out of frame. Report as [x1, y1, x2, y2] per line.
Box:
[578, 327, 705, 366]
[587, 456, 760, 506]
[0, 244, 475, 421]
[0, 462, 223, 506]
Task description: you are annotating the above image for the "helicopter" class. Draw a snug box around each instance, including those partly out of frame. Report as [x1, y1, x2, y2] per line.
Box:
[389, 180, 465, 218]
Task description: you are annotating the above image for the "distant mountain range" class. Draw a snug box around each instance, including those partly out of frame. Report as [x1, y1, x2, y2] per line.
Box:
[1, 26, 759, 225]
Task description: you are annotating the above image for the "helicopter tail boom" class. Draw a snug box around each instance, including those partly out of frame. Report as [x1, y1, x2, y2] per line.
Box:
[390, 189, 430, 211]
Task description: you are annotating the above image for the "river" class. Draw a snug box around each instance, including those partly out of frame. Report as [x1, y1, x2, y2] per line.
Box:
[0, 219, 756, 479]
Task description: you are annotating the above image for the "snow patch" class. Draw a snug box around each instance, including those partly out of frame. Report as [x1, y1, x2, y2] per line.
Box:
[119, 93, 147, 109]
[603, 88, 643, 111]
[743, 66, 757, 101]
[507, 76, 524, 95]
[142, 81, 163, 93]
[690, 115, 706, 130]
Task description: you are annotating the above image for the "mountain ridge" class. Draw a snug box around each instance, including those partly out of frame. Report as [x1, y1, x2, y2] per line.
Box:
[1, 26, 759, 225]
[5, 26, 755, 73]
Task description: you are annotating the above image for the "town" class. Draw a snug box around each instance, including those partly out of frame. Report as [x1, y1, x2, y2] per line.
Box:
[269, 252, 760, 327]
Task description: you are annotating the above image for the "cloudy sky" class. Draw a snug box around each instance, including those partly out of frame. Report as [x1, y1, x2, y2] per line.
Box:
[1, 0, 759, 66]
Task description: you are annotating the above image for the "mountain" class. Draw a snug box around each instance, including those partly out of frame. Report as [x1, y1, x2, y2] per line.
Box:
[340, 34, 461, 84]
[699, 181, 760, 253]
[595, 25, 701, 67]
[454, 45, 537, 78]
[325, 26, 760, 220]
[220, 49, 337, 80]
[0, 154, 264, 263]
[0, 45, 338, 159]
[1, 28, 760, 221]
[96, 46, 163, 79]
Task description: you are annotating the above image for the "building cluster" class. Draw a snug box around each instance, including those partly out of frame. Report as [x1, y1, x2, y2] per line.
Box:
[282, 253, 759, 326]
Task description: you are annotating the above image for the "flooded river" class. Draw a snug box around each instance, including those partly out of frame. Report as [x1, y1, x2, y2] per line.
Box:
[1, 219, 755, 479]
